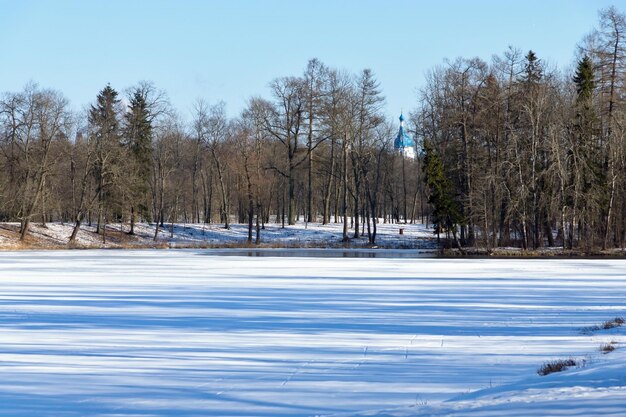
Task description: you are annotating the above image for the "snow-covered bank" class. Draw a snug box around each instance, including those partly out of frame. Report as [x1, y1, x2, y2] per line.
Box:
[337, 336, 626, 417]
[1, 252, 625, 416]
[0, 221, 436, 250]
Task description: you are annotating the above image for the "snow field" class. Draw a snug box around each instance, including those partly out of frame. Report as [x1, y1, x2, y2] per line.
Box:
[0, 251, 625, 416]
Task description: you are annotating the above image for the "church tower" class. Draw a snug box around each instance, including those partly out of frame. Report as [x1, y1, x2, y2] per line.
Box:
[394, 114, 416, 159]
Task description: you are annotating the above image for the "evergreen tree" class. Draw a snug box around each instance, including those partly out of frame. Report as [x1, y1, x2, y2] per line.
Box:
[572, 55, 599, 161]
[89, 84, 122, 240]
[422, 140, 463, 250]
[573, 56, 595, 102]
[521, 50, 543, 86]
[518, 50, 547, 249]
[90, 85, 121, 143]
[569, 56, 603, 247]
[124, 89, 153, 234]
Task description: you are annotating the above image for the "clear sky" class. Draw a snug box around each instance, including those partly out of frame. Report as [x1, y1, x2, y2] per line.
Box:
[0, 0, 621, 121]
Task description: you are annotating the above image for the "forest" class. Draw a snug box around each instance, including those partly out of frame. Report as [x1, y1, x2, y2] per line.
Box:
[1, 6, 625, 250]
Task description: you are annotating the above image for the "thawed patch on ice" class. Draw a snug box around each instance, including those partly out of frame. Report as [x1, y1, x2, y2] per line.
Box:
[0, 253, 625, 416]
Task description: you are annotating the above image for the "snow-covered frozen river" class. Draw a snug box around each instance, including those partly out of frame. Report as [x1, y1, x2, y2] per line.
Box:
[1, 250, 625, 416]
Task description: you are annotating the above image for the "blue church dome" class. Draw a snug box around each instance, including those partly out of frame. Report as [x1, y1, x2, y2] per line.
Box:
[393, 114, 415, 156]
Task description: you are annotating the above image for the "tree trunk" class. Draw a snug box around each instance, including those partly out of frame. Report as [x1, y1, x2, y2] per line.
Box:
[402, 154, 408, 224]
[604, 172, 617, 250]
[307, 140, 314, 223]
[212, 149, 229, 229]
[255, 203, 261, 244]
[342, 135, 349, 242]
[288, 162, 296, 225]
[352, 163, 360, 239]
[323, 138, 335, 224]
[102, 215, 107, 244]
[129, 206, 135, 235]
[69, 218, 82, 244]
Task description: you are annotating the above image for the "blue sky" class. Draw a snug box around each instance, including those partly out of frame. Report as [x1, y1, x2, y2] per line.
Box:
[0, 0, 620, 120]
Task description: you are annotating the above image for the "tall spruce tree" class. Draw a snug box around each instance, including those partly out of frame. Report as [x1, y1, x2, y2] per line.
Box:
[573, 56, 595, 102]
[570, 55, 603, 247]
[573, 55, 599, 169]
[422, 140, 463, 250]
[522, 50, 543, 86]
[89, 85, 122, 241]
[518, 50, 547, 249]
[124, 89, 153, 234]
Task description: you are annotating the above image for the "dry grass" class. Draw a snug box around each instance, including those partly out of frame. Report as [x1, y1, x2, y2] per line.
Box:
[600, 341, 618, 354]
[581, 317, 625, 334]
[537, 358, 579, 376]
[602, 317, 625, 329]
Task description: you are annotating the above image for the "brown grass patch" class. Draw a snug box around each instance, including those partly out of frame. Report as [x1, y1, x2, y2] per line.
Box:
[600, 341, 618, 354]
[537, 358, 579, 376]
[581, 317, 625, 334]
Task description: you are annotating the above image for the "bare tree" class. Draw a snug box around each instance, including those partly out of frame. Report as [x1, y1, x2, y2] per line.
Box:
[262, 77, 308, 225]
[152, 116, 184, 241]
[68, 125, 97, 244]
[194, 100, 231, 228]
[0, 84, 72, 240]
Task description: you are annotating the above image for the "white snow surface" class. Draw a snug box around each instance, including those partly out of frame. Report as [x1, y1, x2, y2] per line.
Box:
[1, 252, 626, 416]
[1, 220, 436, 249]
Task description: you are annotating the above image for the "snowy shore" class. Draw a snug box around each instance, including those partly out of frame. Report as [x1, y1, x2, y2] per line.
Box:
[2, 221, 624, 258]
[0, 221, 437, 250]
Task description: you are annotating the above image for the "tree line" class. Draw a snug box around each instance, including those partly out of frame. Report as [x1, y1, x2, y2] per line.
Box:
[416, 6, 626, 250]
[0, 61, 422, 245]
[1, 6, 624, 250]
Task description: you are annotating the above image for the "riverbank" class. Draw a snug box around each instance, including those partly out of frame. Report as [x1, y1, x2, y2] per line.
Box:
[442, 246, 626, 258]
[3, 222, 624, 257]
[0, 221, 437, 250]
